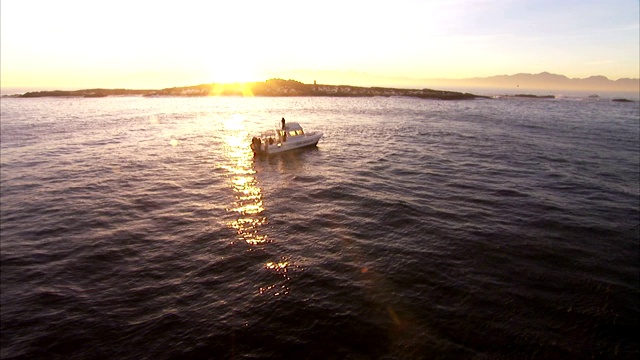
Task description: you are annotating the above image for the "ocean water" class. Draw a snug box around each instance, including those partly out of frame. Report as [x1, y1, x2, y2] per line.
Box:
[1, 95, 638, 359]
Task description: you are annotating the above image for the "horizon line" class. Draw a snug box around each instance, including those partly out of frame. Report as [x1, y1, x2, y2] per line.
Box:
[2, 71, 639, 95]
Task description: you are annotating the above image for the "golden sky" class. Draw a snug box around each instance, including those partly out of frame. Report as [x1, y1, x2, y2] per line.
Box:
[1, 0, 638, 90]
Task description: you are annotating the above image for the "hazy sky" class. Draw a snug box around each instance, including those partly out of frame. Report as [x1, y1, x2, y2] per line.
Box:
[1, 0, 638, 90]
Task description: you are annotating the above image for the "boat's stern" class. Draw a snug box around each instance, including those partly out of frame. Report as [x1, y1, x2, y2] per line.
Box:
[251, 137, 267, 156]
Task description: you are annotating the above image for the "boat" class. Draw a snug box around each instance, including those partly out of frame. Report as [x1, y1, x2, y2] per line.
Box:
[251, 121, 323, 156]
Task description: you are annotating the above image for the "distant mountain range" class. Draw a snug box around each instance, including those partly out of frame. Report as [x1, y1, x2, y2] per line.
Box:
[424, 72, 639, 92]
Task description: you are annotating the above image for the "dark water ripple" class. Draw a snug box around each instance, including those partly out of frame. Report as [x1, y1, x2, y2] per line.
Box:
[1, 96, 639, 359]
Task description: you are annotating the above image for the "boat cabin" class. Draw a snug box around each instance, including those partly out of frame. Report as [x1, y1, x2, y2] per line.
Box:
[280, 122, 305, 139]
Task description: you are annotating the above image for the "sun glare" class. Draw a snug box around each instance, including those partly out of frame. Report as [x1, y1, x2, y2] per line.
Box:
[205, 59, 261, 96]
[210, 59, 261, 84]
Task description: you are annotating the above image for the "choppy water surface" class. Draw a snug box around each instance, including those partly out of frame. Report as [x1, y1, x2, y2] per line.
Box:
[1, 95, 639, 359]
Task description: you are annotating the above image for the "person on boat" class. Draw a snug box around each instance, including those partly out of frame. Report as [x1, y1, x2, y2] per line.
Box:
[280, 118, 287, 142]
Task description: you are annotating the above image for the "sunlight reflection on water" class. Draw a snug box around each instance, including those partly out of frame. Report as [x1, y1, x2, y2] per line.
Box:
[221, 115, 268, 245]
[220, 115, 293, 297]
[261, 260, 291, 296]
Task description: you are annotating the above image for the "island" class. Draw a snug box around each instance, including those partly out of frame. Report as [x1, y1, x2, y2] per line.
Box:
[512, 94, 556, 99]
[611, 98, 634, 102]
[6, 79, 487, 100]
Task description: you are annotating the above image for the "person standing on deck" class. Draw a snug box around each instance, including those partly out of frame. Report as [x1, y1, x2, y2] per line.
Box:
[281, 117, 287, 141]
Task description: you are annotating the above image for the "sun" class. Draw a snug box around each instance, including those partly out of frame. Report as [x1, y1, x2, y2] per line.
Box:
[210, 59, 261, 84]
